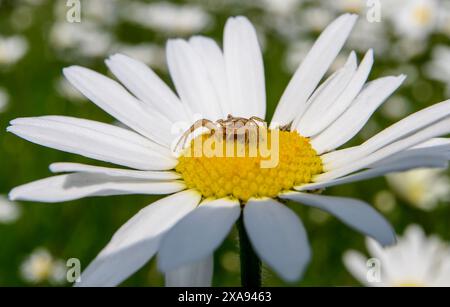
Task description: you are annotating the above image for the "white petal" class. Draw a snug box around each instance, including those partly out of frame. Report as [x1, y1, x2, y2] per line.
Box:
[411, 137, 450, 150]
[342, 251, 373, 286]
[7, 116, 176, 170]
[75, 190, 201, 287]
[294, 51, 357, 135]
[166, 39, 223, 120]
[9, 173, 185, 203]
[297, 154, 448, 191]
[365, 238, 397, 280]
[63, 66, 174, 146]
[15, 115, 170, 154]
[316, 116, 450, 181]
[270, 14, 357, 127]
[303, 49, 374, 136]
[244, 198, 310, 282]
[224, 16, 265, 118]
[165, 255, 213, 287]
[322, 99, 450, 168]
[158, 197, 240, 272]
[312, 75, 406, 154]
[334, 137, 450, 169]
[189, 36, 231, 118]
[105, 53, 190, 123]
[280, 192, 396, 246]
[50, 162, 181, 180]
[370, 144, 450, 169]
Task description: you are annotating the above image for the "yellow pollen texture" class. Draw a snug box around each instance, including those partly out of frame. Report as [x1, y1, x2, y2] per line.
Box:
[176, 130, 323, 202]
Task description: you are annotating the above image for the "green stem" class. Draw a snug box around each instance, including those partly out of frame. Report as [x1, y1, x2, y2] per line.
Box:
[237, 213, 261, 287]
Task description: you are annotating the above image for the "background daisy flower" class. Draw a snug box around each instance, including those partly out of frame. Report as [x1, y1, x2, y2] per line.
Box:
[20, 248, 66, 285]
[6, 12, 450, 287]
[343, 224, 450, 286]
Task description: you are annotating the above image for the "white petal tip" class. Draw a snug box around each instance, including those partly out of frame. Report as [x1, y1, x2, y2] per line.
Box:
[8, 189, 19, 201]
[107, 53, 123, 60]
[280, 255, 311, 283]
[62, 66, 84, 80]
[62, 66, 77, 74]
[379, 233, 397, 247]
[398, 74, 407, 81]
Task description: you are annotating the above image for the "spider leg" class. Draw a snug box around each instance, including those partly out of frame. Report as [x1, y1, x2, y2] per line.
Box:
[233, 119, 247, 141]
[248, 116, 266, 127]
[245, 120, 260, 144]
[279, 122, 292, 131]
[175, 119, 218, 151]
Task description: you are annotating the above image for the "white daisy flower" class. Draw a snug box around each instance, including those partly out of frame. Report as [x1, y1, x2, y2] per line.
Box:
[0, 35, 28, 66]
[386, 0, 439, 41]
[8, 14, 450, 287]
[20, 248, 67, 285]
[0, 195, 21, 224]
[386, 168, 450, 211]
[344, 225, 450, 286]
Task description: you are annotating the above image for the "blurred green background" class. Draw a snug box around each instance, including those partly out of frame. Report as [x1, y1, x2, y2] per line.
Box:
[1, 0, 450, 286]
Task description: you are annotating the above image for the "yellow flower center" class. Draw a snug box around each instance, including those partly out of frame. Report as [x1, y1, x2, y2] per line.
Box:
[176, 129, 322, 202]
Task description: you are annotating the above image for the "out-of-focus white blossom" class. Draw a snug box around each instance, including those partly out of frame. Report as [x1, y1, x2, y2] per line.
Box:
[380, 95, 411, 120]
[53, 0, 118, 25]
[425, 45, 450, 96]
[373, 190, 397, 213]
[84, 0, 119, 25]
[299, 7, 335, 33]
[20, 248, 67, 285]
[111, 43, 167, 71]
[323, 0, 365, 14]
[259, 0, 303, 16]
[386, 0, 439, 41]
[122, 2, 212, 35]
[284, 39, 314, 73]
[55, 77, 86, 102]
[50, 21, 112, 58]
[10, 6, 34, 31]
[386, 168, 450, 211]
[391, 38, 427, 61]
[437, 1, 450, 35]
[0, 195, 20, 223]
[344, 225, 450, 286]
[347, 19, 387, 55]
[0, 35, 28, 66]
[0, 88, 9, 113]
